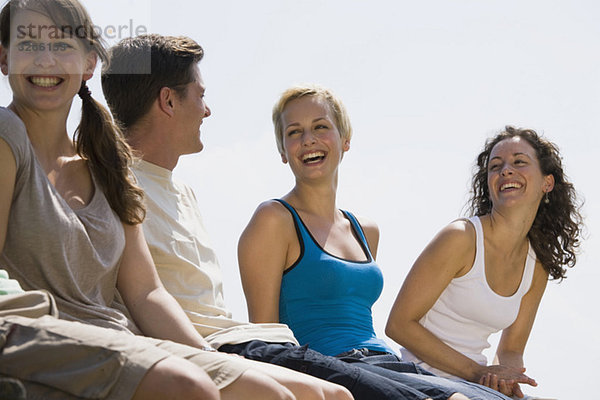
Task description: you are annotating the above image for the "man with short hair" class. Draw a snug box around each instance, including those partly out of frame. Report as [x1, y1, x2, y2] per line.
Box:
[102, 33, 511, 400]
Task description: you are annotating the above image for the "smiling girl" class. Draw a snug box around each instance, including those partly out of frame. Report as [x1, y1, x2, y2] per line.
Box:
[386, 127, 583, 398]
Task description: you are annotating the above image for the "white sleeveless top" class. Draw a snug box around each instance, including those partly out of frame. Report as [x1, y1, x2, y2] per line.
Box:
[400, 216, 537, 378]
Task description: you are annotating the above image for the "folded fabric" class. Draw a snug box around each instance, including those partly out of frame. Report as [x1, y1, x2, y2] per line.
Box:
[0, 290, 58, 318]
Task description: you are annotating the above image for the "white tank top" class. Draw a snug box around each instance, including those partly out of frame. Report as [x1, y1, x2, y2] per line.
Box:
[400, 216, 537, 379]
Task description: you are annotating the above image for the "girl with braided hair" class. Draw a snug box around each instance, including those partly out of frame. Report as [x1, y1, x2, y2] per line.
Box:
[0, 1, 353, 399]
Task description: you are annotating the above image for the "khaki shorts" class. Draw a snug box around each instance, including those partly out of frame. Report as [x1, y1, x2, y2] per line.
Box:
[0, 293, 249, 399]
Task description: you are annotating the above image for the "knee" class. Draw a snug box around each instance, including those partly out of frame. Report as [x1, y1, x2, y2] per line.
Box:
[176, 369, 220, 400]
[448, 393, 470, 400]
[221, 369, 296, 400]
[160, 362, 220, 400]
[323, 384, 353, 400]
[293, 385, 326, 400]
[292, 383, 353, 400]
[135, 357, 219, 400]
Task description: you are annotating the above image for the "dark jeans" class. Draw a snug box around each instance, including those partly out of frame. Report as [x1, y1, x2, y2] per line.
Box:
[336, 348, 512, 400]
[220, 341, 510, 400]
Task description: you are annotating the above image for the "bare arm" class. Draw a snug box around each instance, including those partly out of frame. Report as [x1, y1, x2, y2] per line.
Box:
[386, 220, 489, 380]
[485, 261, 547, 397]
[117, 223, 212, 349]
[496, 261, 547, 366]
[0, 138, 16, 253]
[238, 201, 294, 323]
[386, 220, 534, 387]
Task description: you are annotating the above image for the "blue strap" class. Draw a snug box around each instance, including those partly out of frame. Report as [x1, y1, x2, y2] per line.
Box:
[341, 210, 373, 258]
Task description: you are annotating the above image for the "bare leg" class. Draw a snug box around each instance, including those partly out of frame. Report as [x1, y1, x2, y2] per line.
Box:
[449, 394, 470, 400]
[221, 369, 295, 400]
[133, 357, 219, 400]
[246, 359, 354, 400]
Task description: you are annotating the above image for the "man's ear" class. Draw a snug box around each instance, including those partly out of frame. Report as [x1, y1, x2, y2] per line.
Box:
[280, 153, 288, 164]
[82, 52, 98, 81]
[0, 46, 9, 76]
[158, 87, 175, 117]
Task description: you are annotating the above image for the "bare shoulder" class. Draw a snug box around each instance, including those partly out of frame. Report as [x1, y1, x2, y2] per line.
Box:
[0, 138, 16, 165]
[435, 218, 476, 248]
[353, 214, 379, 236]
[249, 199, 294, 228]
[352, 213, 380, 257]
[531, 259, 549, 292]
[422, 219, 477, 275]
[241, 199, 297, 241]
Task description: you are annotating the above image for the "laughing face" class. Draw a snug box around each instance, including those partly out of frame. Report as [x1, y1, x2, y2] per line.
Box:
[280, 95, 350, 181]
[487, 136, 554, 210]
[0, 9, 96, 113]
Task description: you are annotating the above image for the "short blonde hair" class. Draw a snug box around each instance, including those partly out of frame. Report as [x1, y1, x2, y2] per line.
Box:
[272, 84, 352, 154]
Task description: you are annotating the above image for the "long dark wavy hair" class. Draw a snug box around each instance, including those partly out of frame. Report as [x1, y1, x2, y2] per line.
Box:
[468, 126, 583, 280]
[0, 0, 145, 224]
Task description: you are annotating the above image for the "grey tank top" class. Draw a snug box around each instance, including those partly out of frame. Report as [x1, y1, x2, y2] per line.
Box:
[0, 107, 139, 334]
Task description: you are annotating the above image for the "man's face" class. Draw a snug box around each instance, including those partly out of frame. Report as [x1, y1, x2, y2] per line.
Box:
[173, 65, 211, 155]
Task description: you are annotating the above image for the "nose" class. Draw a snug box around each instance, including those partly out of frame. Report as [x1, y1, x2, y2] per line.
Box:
[500, 164, 513, 176]
[301, 130, 316, 146]
[33, 49, 56, 69]
[204, 104, 211, 118]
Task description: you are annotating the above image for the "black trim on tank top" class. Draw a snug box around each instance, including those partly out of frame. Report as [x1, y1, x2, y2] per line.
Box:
[341, 210, 373, 260]
[273, 199, 305, 275]
[276, 199, 372, 265]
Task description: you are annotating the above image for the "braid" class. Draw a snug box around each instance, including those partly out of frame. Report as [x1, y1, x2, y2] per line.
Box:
[75, 81, 145, 224]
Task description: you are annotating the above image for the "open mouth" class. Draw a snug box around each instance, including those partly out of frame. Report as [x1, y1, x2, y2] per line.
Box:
[28, 76, 64, 88]
[302, 151, 326, 164]
[500, 182, 523, 192]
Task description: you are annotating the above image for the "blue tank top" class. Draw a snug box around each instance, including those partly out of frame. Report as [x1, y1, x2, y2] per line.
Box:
[276, 199, 394, 357]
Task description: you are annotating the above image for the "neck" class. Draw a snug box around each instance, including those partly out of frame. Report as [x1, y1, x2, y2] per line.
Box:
[286, 176, 339, 220]
[8, 101, 74, 162]
[127, 122, 179, 171]
[485, 204, 538, 253]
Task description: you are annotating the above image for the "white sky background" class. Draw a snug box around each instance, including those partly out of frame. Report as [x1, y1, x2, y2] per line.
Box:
[1, 0, 598, 398]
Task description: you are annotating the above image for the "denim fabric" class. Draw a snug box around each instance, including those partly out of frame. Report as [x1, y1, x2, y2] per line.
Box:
[220, 341, 511, 400]
[336, 349, 512, 400]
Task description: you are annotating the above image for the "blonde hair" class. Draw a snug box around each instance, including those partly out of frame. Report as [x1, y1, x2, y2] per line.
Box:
[272, 84, 352, 154]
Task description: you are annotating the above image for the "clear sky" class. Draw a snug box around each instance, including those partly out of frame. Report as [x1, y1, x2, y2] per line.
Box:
[1, 1, 598, 398]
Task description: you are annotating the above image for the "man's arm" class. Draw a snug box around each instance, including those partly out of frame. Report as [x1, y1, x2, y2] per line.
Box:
[117, 222, 214, 349]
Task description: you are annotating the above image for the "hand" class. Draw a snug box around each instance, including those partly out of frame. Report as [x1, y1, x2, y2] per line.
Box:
[477, 366, 536, 397]
[479, 373, 522, 397]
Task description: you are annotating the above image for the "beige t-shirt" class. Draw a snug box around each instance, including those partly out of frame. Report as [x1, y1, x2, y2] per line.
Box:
[0, 107, 139, 333]
[133, 160, 298, 348]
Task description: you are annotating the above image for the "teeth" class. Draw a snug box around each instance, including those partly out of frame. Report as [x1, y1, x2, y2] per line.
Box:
[30, 77, 61, 87]
[500, 182, 522, 191]
[302, 152, 325, 162]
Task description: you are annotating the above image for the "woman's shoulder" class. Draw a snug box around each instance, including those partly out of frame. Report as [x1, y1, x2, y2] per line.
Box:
[0, 107, 30, 164]
[248, 199, 296, 229]
[0, 107, 26, 136]
[240, 199, 298, 248]
[348, 212, 379, 237]
[429, 218, 477, 255]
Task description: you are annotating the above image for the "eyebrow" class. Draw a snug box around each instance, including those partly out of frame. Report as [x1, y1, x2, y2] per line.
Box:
[490, 152, 532, 161]
[284, 117, 328, 130]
